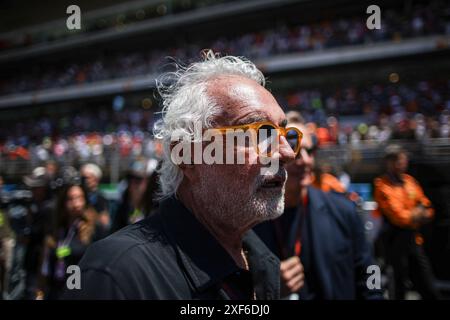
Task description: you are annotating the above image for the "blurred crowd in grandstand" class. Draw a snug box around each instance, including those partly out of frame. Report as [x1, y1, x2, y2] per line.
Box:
[0, 0, 237, 51]
[1, 2, 449, 95]
[1, 78, 449, 166]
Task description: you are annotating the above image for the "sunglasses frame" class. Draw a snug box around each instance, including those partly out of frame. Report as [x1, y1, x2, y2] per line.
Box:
[210, 121, 303, 156]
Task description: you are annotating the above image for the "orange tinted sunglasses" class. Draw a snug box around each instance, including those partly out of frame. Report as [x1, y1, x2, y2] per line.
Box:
[210, 121, 303, 156]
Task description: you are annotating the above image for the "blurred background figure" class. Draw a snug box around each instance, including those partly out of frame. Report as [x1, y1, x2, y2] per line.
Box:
[337, 167, 351, 191]
[111, 158, 159, 232]
[374, 145, 441, 299]
[45, 160, 59, 191]
[80, 163, 110, 231]
[22, 167, 54, 300]
[313, 161, 347, 193]
[37, 183, 107, 300]
[0, 175, 15, 299]
[255, 121, 382, 300]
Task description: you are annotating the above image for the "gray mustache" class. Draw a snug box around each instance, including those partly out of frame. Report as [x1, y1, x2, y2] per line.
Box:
[258, 168, 287, 186]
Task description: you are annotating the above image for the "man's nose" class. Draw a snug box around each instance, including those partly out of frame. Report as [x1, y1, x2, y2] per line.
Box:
[278, 135, 296, 164]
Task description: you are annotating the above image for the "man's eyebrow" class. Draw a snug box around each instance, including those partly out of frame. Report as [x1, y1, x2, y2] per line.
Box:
[234, 114, 267, 125]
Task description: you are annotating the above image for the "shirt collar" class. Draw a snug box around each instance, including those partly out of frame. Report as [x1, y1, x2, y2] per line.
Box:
[159, 196, 279, 299]
[159, 196, 239, 292]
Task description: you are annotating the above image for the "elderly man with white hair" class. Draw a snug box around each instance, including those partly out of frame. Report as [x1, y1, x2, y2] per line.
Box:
[65, 51, 302, 300]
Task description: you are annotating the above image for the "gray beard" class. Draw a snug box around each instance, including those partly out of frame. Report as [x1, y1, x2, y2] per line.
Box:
[194, 176, 285, 230]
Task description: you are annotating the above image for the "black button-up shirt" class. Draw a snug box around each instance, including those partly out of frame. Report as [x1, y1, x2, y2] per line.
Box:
[64, 196, 280, 299]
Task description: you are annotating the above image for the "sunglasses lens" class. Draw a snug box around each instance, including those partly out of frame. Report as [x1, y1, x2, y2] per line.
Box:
[286, 129, 300, 153]
[257, 124, 277, 155]
[257, 124, 275, 138]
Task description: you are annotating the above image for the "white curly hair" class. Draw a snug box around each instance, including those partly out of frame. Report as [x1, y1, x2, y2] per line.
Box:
[153, 50, 266, 199]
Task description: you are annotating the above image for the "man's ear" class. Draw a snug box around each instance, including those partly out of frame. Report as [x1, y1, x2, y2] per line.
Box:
[170, 140, 197, 182]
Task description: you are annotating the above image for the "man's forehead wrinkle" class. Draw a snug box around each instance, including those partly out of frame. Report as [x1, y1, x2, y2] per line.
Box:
[207, 77, 263, 124]
[208, 75, 264, 106]
[206, 78, 242, 109]
[206, 82, 236, 126]
[228, 83, 263, 108]
[206, 75, 284, 127]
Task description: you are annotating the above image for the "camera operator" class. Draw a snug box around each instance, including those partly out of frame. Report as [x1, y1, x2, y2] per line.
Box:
[22, 167, 55, 299]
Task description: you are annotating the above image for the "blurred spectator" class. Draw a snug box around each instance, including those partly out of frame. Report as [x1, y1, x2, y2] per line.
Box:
[37, 183, 107, 299]
[255, 122, 382, 299]
[286, 111, 305, 124]
[111, 158, 159, 232]
[373, 145, 441, 299]
[22, 167, 54, 300]
[337, 165, 352, 191]
[313, 162, 347, 193]
[45, 160, 59, 191]
[0, 176, 15, 299]
[140, 159, 160, 217]
[80, 163, 110, 231]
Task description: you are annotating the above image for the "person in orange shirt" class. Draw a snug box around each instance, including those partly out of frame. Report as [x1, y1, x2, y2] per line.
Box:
[313, 162, 346, 193]
[374, 144, 440, 299]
